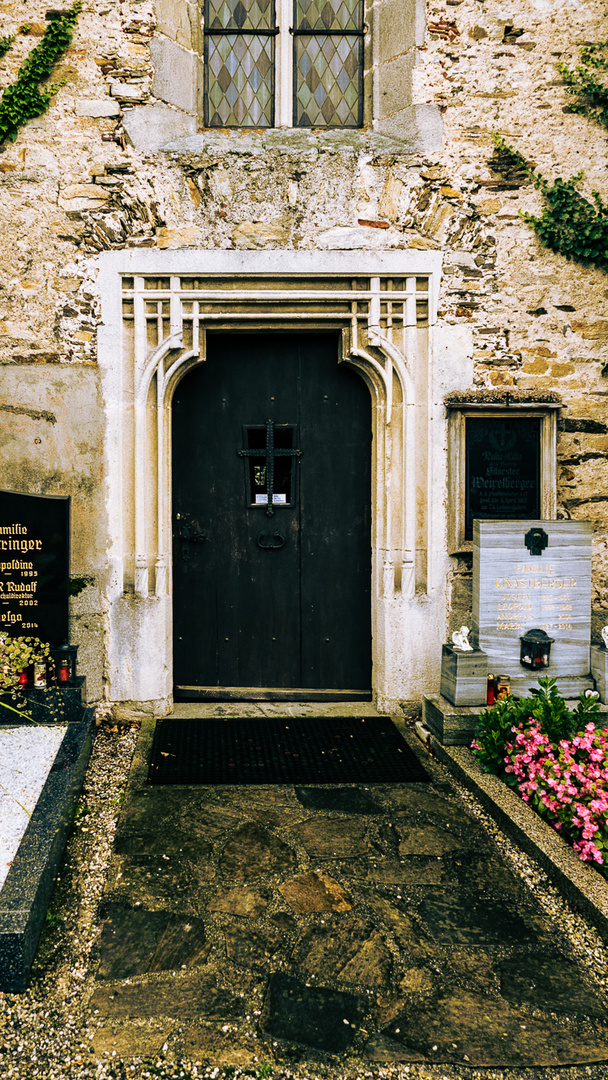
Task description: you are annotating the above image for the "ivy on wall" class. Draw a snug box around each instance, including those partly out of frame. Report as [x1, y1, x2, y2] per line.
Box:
[490, 38, 608, 272]
[0, 2, 81, 146]
[560, 40, 608, 132]
[490, 135, 608, 272]
[0, 36, 15, 59]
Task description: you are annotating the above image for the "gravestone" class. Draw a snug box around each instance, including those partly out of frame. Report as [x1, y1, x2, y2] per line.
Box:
[473, 519, 593, 697]
[465, 417, 541, 540]
[0, 490, 70, 644]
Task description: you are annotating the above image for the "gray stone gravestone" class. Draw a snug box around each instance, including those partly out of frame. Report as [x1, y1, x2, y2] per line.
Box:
[473, 520, 594, 698]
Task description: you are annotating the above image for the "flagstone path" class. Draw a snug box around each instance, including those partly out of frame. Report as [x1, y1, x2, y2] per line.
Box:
[86, 708, 608, 1070]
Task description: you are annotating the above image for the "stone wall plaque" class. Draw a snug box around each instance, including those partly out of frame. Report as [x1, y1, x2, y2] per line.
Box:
[472, 520, 593, 696]
[0, 491, 70, 644]
[465, 417, 541, 541]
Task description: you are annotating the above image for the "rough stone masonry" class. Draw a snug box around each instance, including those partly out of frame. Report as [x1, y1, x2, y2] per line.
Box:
[1, 0, 608, 707]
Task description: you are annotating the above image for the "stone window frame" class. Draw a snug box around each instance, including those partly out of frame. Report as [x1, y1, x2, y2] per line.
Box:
[446, 396, 561, 556]
[151, 0, 438, 145]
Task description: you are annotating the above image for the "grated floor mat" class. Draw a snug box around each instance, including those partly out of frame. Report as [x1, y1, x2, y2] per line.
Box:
[148, 715, 430, 785]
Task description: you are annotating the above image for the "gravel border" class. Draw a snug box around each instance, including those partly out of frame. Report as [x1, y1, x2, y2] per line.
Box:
[2, 713, 608, 1080]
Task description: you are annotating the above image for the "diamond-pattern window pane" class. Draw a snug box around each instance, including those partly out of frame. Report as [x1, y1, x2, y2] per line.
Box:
[295, 0, 361, 32]
[295, 35, 361, 127]
[207, 34, 274, 126]
[206, 0, 274, 31]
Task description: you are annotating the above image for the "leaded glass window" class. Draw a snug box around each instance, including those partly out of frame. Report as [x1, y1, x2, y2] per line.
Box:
[204, 0, 276, 127]
[293, 0, 363, 127]
[203, 0, 364, 128]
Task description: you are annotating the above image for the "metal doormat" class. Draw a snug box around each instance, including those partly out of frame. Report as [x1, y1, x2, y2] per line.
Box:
[147, 716, 430, 785]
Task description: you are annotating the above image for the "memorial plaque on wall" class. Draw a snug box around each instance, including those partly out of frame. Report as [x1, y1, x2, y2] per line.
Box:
[465, 417, 541, 540]
[0, 491, 69, 644]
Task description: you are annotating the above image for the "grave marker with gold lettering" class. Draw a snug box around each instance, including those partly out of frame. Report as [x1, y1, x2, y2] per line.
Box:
[0, 491, 69, 645]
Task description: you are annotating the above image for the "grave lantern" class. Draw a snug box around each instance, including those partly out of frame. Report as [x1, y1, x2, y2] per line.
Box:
[51, 642, 78, 685]
[520, 628, 554, 671]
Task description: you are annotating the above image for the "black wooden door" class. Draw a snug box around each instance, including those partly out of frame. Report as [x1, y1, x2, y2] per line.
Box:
[172, 333, 371, 697]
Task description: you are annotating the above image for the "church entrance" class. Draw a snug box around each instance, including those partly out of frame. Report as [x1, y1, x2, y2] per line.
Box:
[171, 332, 372, 699]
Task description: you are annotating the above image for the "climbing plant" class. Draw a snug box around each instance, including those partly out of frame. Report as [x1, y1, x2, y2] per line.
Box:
[0, 35, 15, 59]
[488, 36, 608, 272]
[490, 134, 608, 272]
[560, 40, 608, 132]
[0, 2, 81, 146]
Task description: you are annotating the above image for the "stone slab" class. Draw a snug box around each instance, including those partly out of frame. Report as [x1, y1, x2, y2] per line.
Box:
[591, 643, 608, 702]
[122, 104, 197, 154]
[422, 694, 482, 746]
[473, 520, 593, 694]
[0, 679, 86, 725]
[261, 972, 366, 1054]
[0, 708, 94, 991]
[150, 35, 200, 114]
[439, 646, 488, 706]
[75, 98, 121, 117]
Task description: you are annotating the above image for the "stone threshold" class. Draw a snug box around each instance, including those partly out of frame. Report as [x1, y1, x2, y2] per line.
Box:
[430, 736, 608, 940]
[0, 708, 95, 992]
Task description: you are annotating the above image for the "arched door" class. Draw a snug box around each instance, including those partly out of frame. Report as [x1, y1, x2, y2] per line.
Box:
[172, 332, 371, 699]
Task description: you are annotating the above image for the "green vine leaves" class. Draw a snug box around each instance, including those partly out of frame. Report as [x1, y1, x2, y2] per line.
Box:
[490, 135, 608, 272]
[560, 40, 608, 132]
[0, 36, 15, 60]
[0, 3, 81, 146]
[488, 40, 608, 272]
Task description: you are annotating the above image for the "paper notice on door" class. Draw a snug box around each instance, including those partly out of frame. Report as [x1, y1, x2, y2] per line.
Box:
[255, 494, 287, 505]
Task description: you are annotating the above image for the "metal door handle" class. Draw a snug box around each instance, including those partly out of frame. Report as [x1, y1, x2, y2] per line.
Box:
[179, 523, 207, 561]
[257, 531, 285, 550]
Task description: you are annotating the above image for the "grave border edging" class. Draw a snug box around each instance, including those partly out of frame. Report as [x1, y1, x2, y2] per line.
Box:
[0, 708, 95, 992]
[431, 737, 608, 940]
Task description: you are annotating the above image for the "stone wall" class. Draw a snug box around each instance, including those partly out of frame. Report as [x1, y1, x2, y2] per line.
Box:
[0, 0, 607, 702]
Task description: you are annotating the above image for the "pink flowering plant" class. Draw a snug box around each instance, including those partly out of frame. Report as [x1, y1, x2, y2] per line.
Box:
[472, 678, 608, 874]
[503, 716, 608, 871]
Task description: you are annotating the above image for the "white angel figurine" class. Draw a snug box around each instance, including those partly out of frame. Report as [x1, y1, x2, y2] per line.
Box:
[452, 625, 474, 652]
[601, 626, 608, 650]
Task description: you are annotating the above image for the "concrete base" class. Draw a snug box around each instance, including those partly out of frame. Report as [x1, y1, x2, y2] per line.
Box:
[591, 645, 608, 702]
[0, 707, 94, 992]
[423, 694, 483, 746]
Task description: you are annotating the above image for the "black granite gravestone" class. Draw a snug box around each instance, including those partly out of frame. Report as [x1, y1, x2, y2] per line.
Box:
[0, 491, 69, 644]
[465, 417, 541, 540]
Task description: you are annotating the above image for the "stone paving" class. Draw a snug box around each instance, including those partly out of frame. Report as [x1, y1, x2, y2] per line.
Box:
[87, 706, 608, 1069]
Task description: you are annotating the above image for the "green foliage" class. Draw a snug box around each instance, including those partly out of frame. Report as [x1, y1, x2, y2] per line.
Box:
[0, 3, 81, 146]
[0, 35, 15, 59]
[0, 634, 64, 722]
[560, 40, 608, 132]
[491, 134, 608, 272]
[472, 692, 535, 776]
[472, 677, 601, 776]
